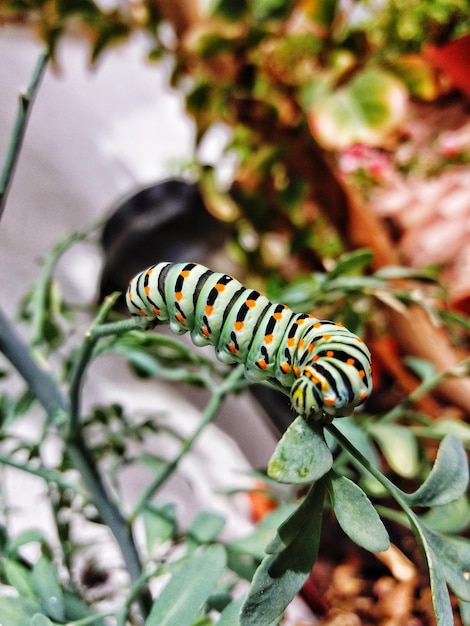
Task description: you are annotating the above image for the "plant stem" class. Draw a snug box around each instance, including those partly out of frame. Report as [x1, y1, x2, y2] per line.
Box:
[0, 48, 49, 222]
[68, 293, 121, 433]
[0, 306, 68, 420]
[0, 305, 151, 617]
[129, 363, 247, 522]
[0, 451, 73, 489]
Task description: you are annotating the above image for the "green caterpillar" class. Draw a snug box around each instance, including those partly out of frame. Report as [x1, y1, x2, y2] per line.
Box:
[126, 262, 372, 422]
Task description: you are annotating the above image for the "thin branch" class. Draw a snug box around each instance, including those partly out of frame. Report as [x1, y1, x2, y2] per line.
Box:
[0, 48, 49, 222]
[0, 306, 68, 420]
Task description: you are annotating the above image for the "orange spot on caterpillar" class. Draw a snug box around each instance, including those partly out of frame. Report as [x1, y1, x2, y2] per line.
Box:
[152, 307, 161, 315]
[326, 350, 334, 358]
[287, 337, 296, 347]
[176, 313, 185, 323]
[358, 370, 366, 378]
[313, 354, 320, 361]
[180, 270, 190, 278]
[257, 360, 267, 369]
[246, 299, 257, 308]
[273, 312, 283, 320]
[234, 321, 244, 331]
[138, 309, 147, 316]
[322, 334, 332, 341]
[280, 363, 291, 373]
[128, 291, 133, 299]
[215, 283, 226, 292]
[314, 322, 322, 328]
[307, 343, 314, 353]
[144, 286, 150, 295]
[299, 339, 305, 349]
[360, 391, 367, 400]
[355, 337, 364, 343]
[205, 305, 214, 315]
[146, 268, 153, 275]
[293, 365, 300, 377]
[325, 398, 335, 406]
[229, 344, 238, 354]
[175, 292, 183, 301]
[264, 334, 273, 344]
[347, 358, 355, 366]
[202, 327, 210, 337]
[296, 318, 306, 325]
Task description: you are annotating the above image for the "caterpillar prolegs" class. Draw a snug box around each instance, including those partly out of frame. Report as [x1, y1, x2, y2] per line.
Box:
[126, 262, 372, 422]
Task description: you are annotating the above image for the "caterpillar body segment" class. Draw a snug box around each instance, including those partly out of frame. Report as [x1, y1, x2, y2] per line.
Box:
[126, 262, 372, 422]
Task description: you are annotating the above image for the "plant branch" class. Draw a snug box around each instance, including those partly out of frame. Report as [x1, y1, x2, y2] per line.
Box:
[0, 306, 68, 420]
[0, 48, 49, 222]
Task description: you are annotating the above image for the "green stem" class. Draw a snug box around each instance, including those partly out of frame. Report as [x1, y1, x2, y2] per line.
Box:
[68, 292, 121, 433]
[380, 356, 470, 424]
[129, 364, 247, 522]
[0, 306, 68, 420]
[89, 316, 148, 339]
[0, 451, 73, 489]
[0, 49, 49, 222]
[30, 221, 102, 347]
[327, 422, 414, 516]
[0, 305, 150, 616]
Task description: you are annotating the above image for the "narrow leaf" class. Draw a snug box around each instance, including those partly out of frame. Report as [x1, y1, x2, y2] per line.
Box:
[405, 435, 469, 507]
[3, 558, 36, 600]
[146, 544, 226, 626]
[143, 503, 177, 553]
[411, 519, 454, 626]
[267, 416, 332, 484]
[32, 615, 56, 626]
[188, 511, 225, 545]
[327, 472, 390, 552]
[240, 481, 325, 626]
[368, 423, 419, 478]
[217, 595, 245, 625]
[419, 526, 470, 602]
[31, 556, 65, 622]
[0, 597, 43, 625]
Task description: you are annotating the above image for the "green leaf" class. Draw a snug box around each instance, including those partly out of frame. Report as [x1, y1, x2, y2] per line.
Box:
[368, 423, 419, 478]
[145, 544, 227, 626]
[327, 249, 374, 280]
[3, 558, 37, 600]
[410, 520, 454, 626]
[32, 615, 56, 626]
[429, 418, 470, 446]
[210, 0, 248, 20]
[418, 526, 470, 602]
[143, 503, 177, 554]
[267, 416, 332, 484]
[240, 481, 325, 626]
[0, 597, 43, 625]
[227, 503, 298, 561]
[327, 472, 390, 552]
[404, 357, 437, 382]
[188, 511, 225, 545]
[217, 595, 245, 625]
[421, 496, 470, 534]
[459, 599, 470, 626]
[31, 555, 65, 622]
[405, 435, 469, 507]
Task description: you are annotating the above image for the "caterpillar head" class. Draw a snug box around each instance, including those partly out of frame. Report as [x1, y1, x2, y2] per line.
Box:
[289, 364, 368, 423]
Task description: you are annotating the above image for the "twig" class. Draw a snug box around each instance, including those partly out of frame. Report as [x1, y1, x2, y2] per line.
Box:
[0, 49, 49, 222]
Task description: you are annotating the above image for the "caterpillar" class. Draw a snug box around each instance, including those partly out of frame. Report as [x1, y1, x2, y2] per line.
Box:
[126, 262, 372, 422]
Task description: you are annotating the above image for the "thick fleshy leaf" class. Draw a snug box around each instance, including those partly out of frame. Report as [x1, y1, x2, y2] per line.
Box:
[3, 558, 36, 600]
[422, 496, 470, 534]
[327, 472, 390, 552]
[31, 616, 55, 626]
[217, 595, 245, 625]
[187, 511, 225, 545]
[405, 435, 469, 507]
[143, 503, 177, 554]
[368, 423, 419, 478]
[267, 416, 332, 484]
[146, 544, 226, 626]
[240, 481, 325, 626]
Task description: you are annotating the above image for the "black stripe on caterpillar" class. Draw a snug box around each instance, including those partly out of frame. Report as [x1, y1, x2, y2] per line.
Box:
[126, 261, 372, 422]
